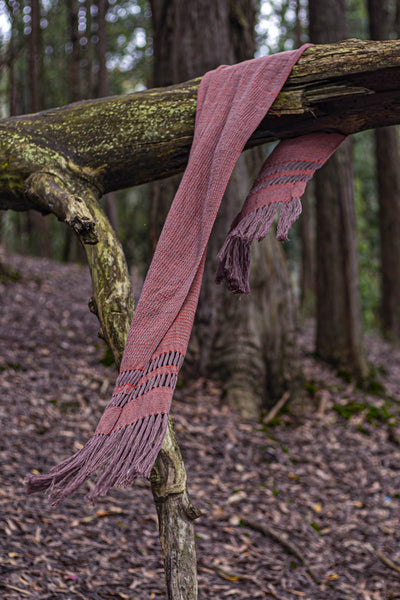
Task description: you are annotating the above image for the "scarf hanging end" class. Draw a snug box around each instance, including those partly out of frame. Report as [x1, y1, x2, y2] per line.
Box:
[25, 413, 168, 506]
[216, 198, 301, 294]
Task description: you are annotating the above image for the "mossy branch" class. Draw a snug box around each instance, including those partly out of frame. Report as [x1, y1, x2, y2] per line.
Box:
[1, 39, 400, 211]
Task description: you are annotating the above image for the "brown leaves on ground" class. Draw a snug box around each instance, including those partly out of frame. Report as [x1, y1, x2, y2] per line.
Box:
[1, 254, 400, 600]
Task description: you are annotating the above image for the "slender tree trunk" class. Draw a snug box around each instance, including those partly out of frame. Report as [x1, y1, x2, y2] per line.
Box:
[86, 0, 95, 98]
[95, 0, 118, 233]
[368, 0, 400, 342]
[5, 2, 19, 116]
[309, 0, 367, 378]
[68, 0, 81, 102]
[64, 0, 85, 262]
[29, 0, 40, 113]
[295, 0, 315, 310]
[150, 0, 299, 417]
[299, 186, 316, 311]
[96, 0, 109, 98]
[28, 0, 51, 258]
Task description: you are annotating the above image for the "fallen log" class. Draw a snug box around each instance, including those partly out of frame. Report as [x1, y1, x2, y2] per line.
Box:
[1, 39, 400, 210]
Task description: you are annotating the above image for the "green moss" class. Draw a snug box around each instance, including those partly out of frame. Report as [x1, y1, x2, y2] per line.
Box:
[305, 380, 319, 395]
[357, 365, 387, 396]
[333, 400, 397, 426]
[310, 521, 322, 535]
[0, 263, 22, 283]
[332, 401, 367, 419]
[0, 361, 22, 372]
[99, 345, 115, 367]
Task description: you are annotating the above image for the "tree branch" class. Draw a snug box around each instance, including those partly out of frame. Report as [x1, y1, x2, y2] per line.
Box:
[1, 39, 400, 210]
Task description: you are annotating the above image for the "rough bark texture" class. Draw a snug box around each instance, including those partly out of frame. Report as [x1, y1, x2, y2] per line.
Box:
[150, 422, 201, 600]
[309, 5, 367, 378]
[368, 0, 400, 342]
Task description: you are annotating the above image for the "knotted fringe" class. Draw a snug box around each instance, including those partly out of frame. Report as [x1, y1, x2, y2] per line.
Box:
[216, 198, 301, 294]
[26, 350, 183, 505]
[25, 414, 168, 506]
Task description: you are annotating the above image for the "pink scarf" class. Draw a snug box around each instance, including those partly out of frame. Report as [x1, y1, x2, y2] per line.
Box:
[26, 45, 344, 505]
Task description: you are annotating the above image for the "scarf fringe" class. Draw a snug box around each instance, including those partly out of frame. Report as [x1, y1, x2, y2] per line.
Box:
[25, 413, 168, 506]
[216, 198, 301, 294]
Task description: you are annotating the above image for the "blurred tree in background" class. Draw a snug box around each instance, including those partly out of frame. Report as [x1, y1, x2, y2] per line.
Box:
[368, 0, 400, 343]
[309, 0, 367, 379]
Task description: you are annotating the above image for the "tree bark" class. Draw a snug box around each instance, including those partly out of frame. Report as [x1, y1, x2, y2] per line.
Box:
[309, 5, 367, 378]
[28, 0, 52, 258]
[5, 1, 20, 117]
[29, 0, 41, 113]
[96, 0, 109, 98]
[68, 0, 81, 103]
[299, 185, 316, 311]
[63, 0, 85, 262]
[295, 1, 315, 310]
[95, 0, 118, 234]
[368, 0, 400, 342]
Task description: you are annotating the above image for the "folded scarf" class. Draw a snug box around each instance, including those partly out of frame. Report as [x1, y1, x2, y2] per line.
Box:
[26, 44, 345, 506]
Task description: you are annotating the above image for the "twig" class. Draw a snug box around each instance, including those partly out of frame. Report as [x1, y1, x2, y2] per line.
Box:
[199, 562, 272, 595]
[316, 390, 329, 419]
[376, 549, 400, 576]
[240, 517, 321, 585]
[263, 392, 290, 425]
[1, 583, 32, 596]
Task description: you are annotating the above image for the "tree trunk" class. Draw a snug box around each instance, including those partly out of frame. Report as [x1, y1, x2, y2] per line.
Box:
[299, 186, 316, 311]
[368, 0, 400, 342]
[63, 0, 85, 262]
[151, 0, 299, 418]
[309, 1, 367, 378]
[29, 0, 41, 113]
[96, 0, 109, 98]
[85, 0, 95, 99]
[68, 0, 81, 103]
[295, 0, 315, 310]
[95, 0, 118, 234]
[28, 0, 52, 258]
[4, 2, 20, 116]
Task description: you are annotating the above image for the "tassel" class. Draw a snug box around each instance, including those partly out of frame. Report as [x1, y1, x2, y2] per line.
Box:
[217, 198, 303, 294]
[276, 197, 302, 241]
[25, 413, 168, 506]
[216, 236, 251, 294]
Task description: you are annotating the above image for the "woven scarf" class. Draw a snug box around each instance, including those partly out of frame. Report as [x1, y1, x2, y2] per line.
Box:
[26, 45, 345, 506]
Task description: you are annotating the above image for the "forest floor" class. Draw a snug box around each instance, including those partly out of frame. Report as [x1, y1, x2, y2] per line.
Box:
[1, 253, 400, 600]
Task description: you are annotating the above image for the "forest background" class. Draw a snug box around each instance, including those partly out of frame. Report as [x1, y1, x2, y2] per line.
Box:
[0, 0, 389, 333]
[2, 0, 399, 421]
[1, 2, 400, 599]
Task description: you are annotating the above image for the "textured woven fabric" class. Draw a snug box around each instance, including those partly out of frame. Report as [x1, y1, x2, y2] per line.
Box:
[26, 45, 345, 505]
